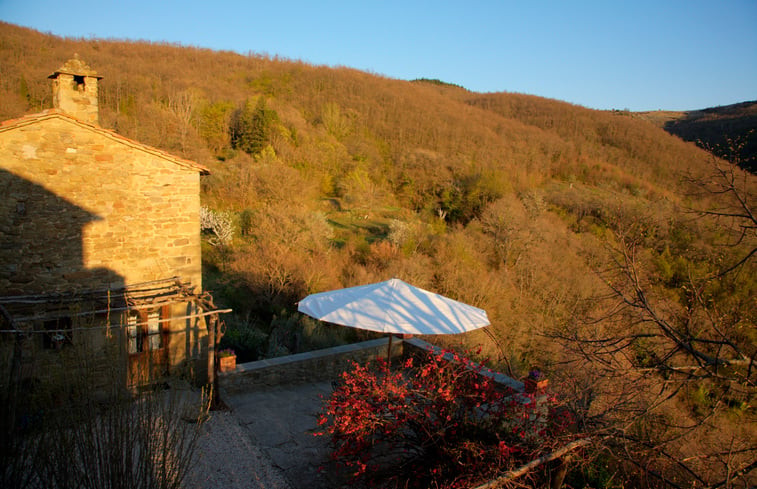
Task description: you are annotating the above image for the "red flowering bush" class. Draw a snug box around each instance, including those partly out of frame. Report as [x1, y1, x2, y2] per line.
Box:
[316, 347, 577, 488]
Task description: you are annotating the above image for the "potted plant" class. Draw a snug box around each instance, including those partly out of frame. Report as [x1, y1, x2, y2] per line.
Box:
[524, 368, 548, 393]
[218, 348, 236, 373]
[50, 332, 67, 350]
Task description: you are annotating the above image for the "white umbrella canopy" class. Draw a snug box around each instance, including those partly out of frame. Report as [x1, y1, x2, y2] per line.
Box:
[297, 278, 490, 335]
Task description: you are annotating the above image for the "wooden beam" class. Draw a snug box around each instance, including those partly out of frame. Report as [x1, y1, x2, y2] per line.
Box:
[472, 438, 591, 489]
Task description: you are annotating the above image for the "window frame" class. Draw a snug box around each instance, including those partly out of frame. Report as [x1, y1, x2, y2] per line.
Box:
[126, 305, 170, 355]
[42, 316, 73, 350]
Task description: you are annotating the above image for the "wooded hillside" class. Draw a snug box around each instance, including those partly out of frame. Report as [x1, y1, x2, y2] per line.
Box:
[1, 22, 754, 487]
[636, 101, 757, 173]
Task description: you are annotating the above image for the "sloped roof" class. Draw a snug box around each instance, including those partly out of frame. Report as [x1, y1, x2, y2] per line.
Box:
[48, 55, 103, 79]
[0, 109, 210, 175]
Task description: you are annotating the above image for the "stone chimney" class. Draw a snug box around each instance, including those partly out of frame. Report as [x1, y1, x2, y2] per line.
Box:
[48, 55, 102, 125]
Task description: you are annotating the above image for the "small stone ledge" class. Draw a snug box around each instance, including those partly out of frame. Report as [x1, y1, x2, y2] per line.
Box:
[402, 337, 524, 392]
[220, 338, 403, 393]
[220, 336, 523, 395]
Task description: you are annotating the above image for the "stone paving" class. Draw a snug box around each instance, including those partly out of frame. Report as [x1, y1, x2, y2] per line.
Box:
[210, 339, 402, 489]
[212, 338, 525, 488]
[186, 410, 292, 489]
[226, 381, 343, 489]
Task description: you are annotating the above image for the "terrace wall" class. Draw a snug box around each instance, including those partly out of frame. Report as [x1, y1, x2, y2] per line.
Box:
[219, 337, 525, 393]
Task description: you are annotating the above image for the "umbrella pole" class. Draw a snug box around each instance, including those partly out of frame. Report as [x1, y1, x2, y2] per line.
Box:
[387, 335, 393, 367]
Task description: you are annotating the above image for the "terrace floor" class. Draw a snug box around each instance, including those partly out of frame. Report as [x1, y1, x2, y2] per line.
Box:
[187, 381, 337, 489]
[188, 339, 393, 489]
[227, 381, 341, 488]
[188, 338, 524, 489]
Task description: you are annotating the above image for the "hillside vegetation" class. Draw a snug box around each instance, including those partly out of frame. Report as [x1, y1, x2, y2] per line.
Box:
[637, 101, 757, 173]
[1, 22, 755, 487]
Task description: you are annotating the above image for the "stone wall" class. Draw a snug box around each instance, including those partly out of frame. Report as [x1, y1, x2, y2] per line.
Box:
[220, 337, 524, 394]
[0, 113, 207, 385]
[402, 337, 525, 391]
[0, 116, 202, 293]
[220, 338, 404, 393]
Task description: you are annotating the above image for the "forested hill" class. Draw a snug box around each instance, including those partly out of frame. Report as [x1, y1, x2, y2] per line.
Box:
[2, 22, 756, 486]
[0, 21, 746, 350]
[1, 20, 708, 199]
[636, 101, 757, 173]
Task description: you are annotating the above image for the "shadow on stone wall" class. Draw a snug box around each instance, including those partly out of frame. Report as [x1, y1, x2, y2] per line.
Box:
[0, 168, 128, 396]
[1, 168, 125, 295]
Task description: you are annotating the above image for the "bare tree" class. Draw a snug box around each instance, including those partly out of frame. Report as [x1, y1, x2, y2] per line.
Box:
[168, 89, 196, 155]
[548, 153, 756, 487]
[686, 138, 756, 278]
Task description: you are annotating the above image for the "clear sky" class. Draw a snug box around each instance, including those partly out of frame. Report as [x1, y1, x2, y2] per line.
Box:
[1, 0, 755, 111]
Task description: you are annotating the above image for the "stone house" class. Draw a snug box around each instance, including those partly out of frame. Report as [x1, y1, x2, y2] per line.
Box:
[0, 57, 220, 392]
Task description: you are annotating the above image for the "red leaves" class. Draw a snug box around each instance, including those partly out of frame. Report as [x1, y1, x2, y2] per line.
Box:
[315, 347, 573, 487]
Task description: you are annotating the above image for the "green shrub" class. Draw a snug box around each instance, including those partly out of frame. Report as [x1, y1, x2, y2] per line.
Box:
[218, 315, 269, 362]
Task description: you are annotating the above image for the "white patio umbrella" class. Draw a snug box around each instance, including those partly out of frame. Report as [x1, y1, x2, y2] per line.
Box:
[298, 278, 490, 357]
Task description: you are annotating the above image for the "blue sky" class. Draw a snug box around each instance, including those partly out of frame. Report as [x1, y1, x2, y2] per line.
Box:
[1, 0, 755, 111]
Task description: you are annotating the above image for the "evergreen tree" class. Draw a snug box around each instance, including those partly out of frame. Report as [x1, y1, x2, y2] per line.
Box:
[229, 97, 277, 155]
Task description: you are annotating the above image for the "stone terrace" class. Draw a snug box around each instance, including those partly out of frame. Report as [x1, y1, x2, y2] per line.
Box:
[215, 337, 525, 489]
